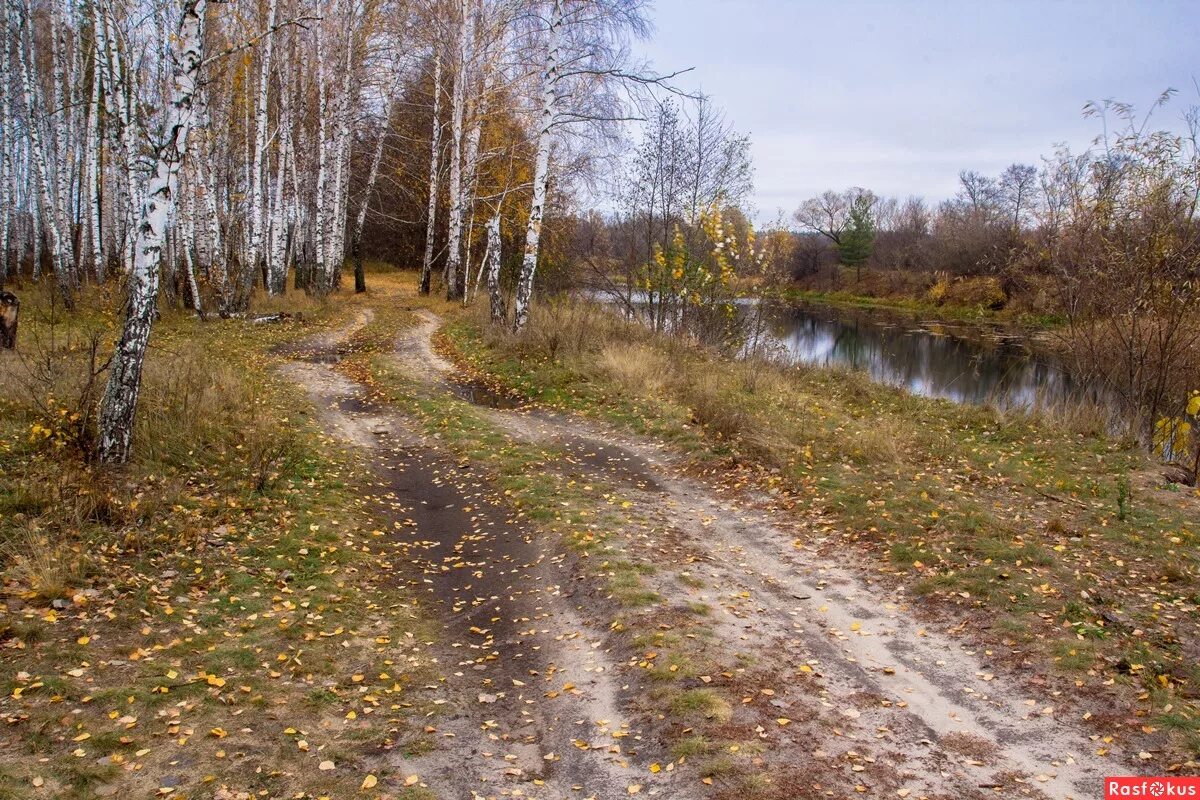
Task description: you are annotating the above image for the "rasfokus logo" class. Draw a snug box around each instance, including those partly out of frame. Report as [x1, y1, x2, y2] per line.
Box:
[1106, 777, 1200, 798]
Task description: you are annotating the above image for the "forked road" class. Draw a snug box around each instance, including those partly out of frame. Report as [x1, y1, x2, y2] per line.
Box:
[282, 309, 699, 800]
[283, 303, 1125, 800]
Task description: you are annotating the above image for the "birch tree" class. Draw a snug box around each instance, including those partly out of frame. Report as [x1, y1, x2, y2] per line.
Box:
[442, 0, 469, 299]
[85, 24, 105, 280]
[510, 0, 675, 332]
[97, 0, 207, 464]
[249, 0, 279, 291]
[0, 1, 12, 283]
[484, 210, 504, 321]
[511, 0, 563, 332]
[419, 53, 443, 295]
[351, 86, 397, 293]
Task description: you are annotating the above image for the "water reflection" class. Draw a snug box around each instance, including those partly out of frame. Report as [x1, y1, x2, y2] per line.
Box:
[769, 304, 1076, 408]
[587, 288, 1088, 409]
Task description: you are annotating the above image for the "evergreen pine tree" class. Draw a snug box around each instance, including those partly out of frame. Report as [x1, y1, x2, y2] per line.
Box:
[838, 196, 875, 280]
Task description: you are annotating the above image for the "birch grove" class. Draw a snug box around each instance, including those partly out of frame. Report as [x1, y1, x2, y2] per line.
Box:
[0, 0, 678, 461]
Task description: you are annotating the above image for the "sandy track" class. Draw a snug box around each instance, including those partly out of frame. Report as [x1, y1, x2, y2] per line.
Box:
[280, 310, 700, 800]
[390, 310, 1125, 800]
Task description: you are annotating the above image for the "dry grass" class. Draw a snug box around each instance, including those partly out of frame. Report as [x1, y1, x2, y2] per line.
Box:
[1001, 390, 1120, 441]
[0, 282, 326, 596]
[598, 342, 672, 396]
[245, 283, 329, 318]
[476, 299, 914, 472]
[0, 527, 87, 603]
[0, 275, 450, 800]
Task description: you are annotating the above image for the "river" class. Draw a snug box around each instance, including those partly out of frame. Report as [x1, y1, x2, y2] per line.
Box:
[591, 289, 1088, 410]
[764, 302, 1079, 408]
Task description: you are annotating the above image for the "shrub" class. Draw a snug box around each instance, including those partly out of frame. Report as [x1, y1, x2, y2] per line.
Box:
[942, 275, 1007, 309]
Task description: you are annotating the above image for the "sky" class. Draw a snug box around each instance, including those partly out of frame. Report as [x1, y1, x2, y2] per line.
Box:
[631, 0, 1199, 219]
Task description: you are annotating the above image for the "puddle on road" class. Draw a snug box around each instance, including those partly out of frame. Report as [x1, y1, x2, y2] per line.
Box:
[272, 341, 346, 365]
[337, 394, 383, 414]
[448, 378, 527, 410]
[305, 351, 343, 364]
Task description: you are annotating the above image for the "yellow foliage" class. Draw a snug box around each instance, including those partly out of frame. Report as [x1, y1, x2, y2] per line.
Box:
[1155, 416, 1193, 459]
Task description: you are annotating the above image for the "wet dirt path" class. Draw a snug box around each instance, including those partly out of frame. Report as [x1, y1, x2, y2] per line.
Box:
[280, 310, 698, 800]
[392, 308, 1126, 800]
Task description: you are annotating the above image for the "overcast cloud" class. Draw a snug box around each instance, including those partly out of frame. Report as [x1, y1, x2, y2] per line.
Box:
[632, 0, 1199, 218]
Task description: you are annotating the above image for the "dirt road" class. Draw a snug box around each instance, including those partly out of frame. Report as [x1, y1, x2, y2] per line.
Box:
[282, 304, 1125, 800]
[282, 310, 699, 800]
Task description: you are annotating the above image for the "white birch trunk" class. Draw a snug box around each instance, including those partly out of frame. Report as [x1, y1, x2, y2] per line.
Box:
[86, 31, 105, 280]
[248, 0, 278, 285]
[49, 5, 74, 276]
[444, 0, 469, 300]
[324, 19, 355, 290]
[98, 0, 206, 464]
[0, 3, 12, 281]
[31, 201, 42, 280]
[267, 85, 290, 294]
[485, 211, 504, 323]
[512, 0, 562, 332]
[99, 6, 138, 275]
[179, 169, 201, 315]
[197, 86, 227, 312]
[459, 65, 494, 306]
[350, 93, 392, 293]
[286, 73, 302, 287]
[313, 35, 329, 292]
[419, 53, 442, 295]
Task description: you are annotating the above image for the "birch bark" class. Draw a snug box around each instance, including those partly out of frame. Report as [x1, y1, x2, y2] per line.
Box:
[249, 0, 278, 289]
[14, 0, 75, 306]
[99, 6, 139, 275]
[459, 64, 494, 304]
[49, 5, 74, 276]
[98, 0, 207, 464]
[324, 13, 355, 290]
[443, 0, 469, 300]
[0, 4, 11, 282]
[313, 34, 329, 292]
[181, 177, 202, 315]
[512, 0, 562, 332]
[485, 211, 504, 323]
[267, 78, 290, 294]
[419, 53, 442, 295]
[86, 25, 105, 280]
[197, 85, 227, 313]
[351, 94, 393, 293]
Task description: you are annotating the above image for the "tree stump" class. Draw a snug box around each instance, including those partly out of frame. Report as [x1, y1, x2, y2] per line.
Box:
[0, 291, 17, 349]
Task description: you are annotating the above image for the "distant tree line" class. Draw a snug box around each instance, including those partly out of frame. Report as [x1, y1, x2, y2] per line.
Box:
[788, 162, 1041, 288]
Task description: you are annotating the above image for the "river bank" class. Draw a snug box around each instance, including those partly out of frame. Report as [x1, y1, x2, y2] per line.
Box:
[591, 284, 1088, 412]
[777, 267, 1066, 328]
[774, 286, 1066, 328]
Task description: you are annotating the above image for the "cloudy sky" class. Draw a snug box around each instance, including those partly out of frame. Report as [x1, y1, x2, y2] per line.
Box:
[632, 0, 1198, 218]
